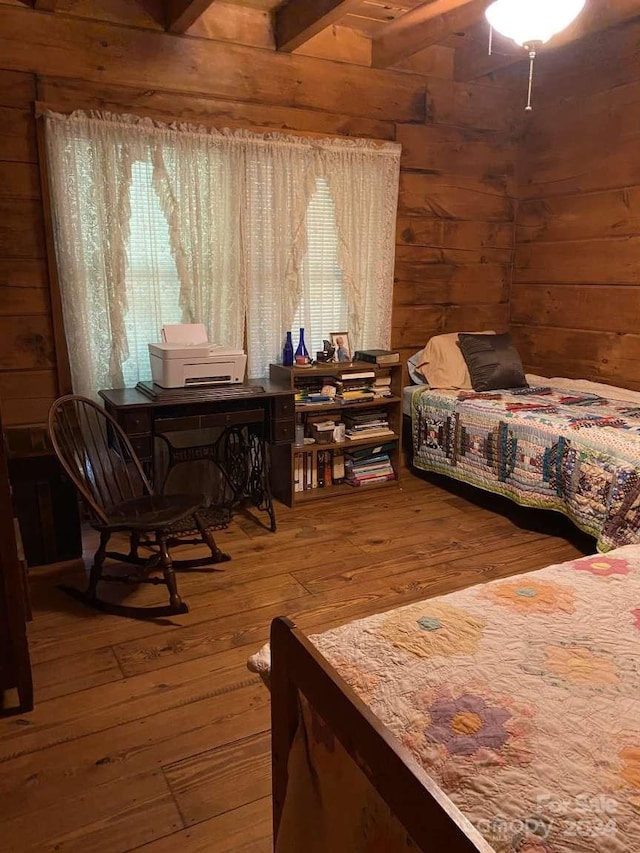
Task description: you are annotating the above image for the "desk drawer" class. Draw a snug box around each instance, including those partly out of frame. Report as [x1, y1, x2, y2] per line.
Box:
[128, 435, 153, 460]
[120, 410, 151, 435]
[201, 409, 264, 429]
[154, 409, 265, 434]
[272, 395, 295, 419]
[272, 419, 294, 445]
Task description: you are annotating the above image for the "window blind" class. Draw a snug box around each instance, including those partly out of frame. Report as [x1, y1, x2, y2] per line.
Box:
[122, 160, 183, 385]
[292, 177, 347, 357]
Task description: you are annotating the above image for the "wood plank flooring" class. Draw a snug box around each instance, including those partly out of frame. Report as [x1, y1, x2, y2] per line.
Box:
[0, 470, 594, 852]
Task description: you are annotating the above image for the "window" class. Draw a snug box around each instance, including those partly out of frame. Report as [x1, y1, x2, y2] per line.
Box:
[125, 169, 348, 379]
[45, 112, 399, 396]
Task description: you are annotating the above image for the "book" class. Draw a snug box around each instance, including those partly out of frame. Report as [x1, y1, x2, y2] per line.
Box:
[332, 449, 345, 481]
[345, 453, 390, 466]
[346, 464, 393, 478]
[346, 441, 396, 461]
[344, 472, 396, 487]
[346, 428, 395, 440]
[324, 452, 332, 486]
[353, 349, 400, 365]
[345, 421, 390, 430]
[346, 459, 391, 470]
[294, 453, 303, 492]
[338, 371, 376, 381]
[342, 411, 388, 424]
[338, 393, 375, 403]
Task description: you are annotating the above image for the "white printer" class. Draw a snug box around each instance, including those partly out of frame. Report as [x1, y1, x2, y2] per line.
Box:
[148, 324, 247, 388]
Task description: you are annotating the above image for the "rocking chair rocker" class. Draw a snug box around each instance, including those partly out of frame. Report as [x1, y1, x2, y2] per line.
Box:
[48, 395, 231, 618]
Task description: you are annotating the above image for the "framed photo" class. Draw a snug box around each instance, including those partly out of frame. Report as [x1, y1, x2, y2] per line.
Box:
[330, 331, 352, 363]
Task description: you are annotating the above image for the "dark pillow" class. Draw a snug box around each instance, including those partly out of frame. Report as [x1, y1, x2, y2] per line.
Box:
[457, 333, 528, 392]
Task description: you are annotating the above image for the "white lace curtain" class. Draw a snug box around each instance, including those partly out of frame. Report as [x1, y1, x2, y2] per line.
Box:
[45, 110, 400, 394]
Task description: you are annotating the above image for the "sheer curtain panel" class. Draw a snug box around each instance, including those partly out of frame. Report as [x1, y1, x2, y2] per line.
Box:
[45, 112, 246, 397]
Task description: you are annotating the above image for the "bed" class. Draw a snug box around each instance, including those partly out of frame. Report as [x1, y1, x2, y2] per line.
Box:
[405, 375, 640, 552]
[254, 544, 640, 852]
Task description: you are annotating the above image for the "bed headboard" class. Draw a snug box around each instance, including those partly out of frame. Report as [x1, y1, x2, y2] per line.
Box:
[271, 616, 494, 852]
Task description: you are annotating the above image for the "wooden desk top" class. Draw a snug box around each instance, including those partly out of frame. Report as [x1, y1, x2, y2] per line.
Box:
[99, 377, 292, 411]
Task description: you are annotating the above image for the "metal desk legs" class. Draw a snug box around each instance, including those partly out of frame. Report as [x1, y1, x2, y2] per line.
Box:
[157, 424, 276, 532]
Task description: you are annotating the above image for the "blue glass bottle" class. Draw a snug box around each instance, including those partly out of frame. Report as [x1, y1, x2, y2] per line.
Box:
[282, 331, 294, 366]
[295, 328, 310, 364]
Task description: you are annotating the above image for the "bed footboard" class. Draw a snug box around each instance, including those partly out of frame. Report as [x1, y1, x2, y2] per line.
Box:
[270, 616, 492, 852]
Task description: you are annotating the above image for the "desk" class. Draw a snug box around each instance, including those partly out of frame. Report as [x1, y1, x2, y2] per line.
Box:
[99, 379, 295, 531]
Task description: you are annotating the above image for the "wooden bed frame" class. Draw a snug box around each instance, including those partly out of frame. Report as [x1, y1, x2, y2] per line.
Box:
[270, 616, 494, 852]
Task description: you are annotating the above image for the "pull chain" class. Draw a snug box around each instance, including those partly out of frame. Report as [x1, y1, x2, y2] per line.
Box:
[525, 46, 537, 112]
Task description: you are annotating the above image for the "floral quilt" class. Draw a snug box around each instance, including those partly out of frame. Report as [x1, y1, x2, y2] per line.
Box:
[311, 545, 640, 853]
[410, 377, 640, 551]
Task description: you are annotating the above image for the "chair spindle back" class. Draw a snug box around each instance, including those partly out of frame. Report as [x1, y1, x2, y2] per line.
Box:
[49, 395, 153, 525]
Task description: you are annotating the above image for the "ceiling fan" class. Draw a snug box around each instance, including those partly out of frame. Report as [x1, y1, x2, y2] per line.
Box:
[485, 0, 587, 109]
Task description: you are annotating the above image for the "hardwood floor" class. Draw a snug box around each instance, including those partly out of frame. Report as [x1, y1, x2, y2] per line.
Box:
[0, 470, 594, 852]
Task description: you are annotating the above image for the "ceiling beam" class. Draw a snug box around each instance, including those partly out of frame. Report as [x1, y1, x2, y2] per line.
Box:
[276, 0, 361, 53]
[372, 0, 488, 69]
[455, 0, 640, 81]
[165, 0, 218, 33]
[34, 0, 58, 9]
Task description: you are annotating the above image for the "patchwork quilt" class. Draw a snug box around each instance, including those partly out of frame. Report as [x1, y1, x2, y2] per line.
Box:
[311, 545, 640, 853]
[410, 378, 640, 551]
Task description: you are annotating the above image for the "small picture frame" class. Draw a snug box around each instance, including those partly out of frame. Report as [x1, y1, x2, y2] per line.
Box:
[330, 331, 352, 363]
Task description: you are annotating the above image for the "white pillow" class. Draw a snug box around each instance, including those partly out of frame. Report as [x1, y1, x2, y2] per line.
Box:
[415, 331, 496, 389]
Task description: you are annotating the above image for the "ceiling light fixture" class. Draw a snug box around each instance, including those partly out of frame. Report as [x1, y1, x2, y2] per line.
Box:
[485, 0, 587, 110]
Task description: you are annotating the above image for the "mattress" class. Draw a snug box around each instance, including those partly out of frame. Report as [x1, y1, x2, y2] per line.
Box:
[402, 384, 416, 417]
[300, 544, 640, 853]
[409, 377, 640, 551]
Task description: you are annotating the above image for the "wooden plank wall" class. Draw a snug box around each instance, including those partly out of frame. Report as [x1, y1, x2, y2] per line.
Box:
[511, 20, 640, 390]
[0, 68, 56, 427]
[0, 3, 518, 428]
[395, 79, 517, 366]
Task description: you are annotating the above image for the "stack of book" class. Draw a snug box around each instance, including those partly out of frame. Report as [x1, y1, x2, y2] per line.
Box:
[342, 409, 395, 441]
[335, 370, 376, 403]
[295, 377, 336, 404]
[353, 349, 400, 366]
[345, 446, 396, 487]
[372, 373, 392, 398]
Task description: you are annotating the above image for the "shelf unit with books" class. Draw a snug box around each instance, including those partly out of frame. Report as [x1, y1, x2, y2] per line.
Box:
[269, 361, 402, 506]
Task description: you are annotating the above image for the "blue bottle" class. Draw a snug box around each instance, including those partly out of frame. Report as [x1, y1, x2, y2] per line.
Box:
[282, 331, 294, 366]
[295, 328, 310, 364]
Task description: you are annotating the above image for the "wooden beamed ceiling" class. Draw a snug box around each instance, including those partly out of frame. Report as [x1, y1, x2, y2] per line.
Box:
[276, 0, 362, 53]
[28, 0, 640, 81]
[165, 0, 219, 33]
[370, 0, 487, 69]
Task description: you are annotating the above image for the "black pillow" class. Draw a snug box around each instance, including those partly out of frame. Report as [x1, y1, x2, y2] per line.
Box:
[457, 333, 528, 392]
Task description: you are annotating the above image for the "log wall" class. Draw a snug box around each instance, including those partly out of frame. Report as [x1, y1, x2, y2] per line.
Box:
[0, 3, 518, 428]
[511, 21, 640, 391]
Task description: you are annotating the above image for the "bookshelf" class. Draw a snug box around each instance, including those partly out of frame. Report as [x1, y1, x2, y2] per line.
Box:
[269, 361, 402, 506]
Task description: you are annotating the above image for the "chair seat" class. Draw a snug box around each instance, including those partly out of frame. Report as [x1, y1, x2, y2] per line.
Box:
[104, 494, 205, 531]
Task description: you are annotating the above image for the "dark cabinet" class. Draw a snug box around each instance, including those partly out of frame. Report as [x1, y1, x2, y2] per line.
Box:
[0, 404, 33, 713]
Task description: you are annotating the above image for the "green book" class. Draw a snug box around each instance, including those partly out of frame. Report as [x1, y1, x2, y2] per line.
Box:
[346, 440, 396, 461]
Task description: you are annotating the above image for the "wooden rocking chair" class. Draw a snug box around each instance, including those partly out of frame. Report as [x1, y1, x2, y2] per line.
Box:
[48, 395, 231, 618]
